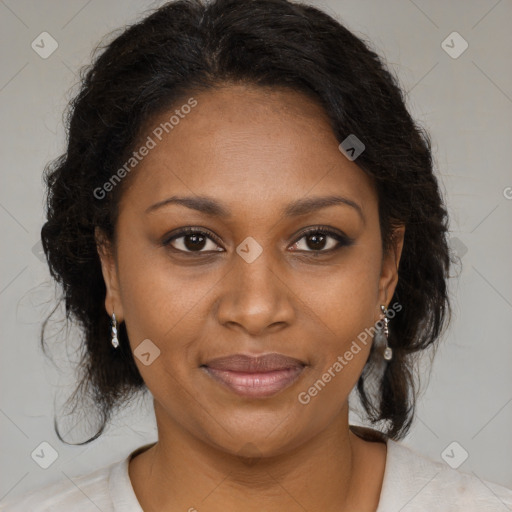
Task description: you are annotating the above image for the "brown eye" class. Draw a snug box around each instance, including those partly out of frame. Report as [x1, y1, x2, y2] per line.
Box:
[163, 228, 223, 253]
[289, 228, 353, 253]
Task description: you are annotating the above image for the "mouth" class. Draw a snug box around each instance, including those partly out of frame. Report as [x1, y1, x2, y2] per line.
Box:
[200, 353, 307, 398]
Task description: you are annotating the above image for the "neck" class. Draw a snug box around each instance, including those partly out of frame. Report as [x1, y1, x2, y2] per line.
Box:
[129, 402, 385, 512]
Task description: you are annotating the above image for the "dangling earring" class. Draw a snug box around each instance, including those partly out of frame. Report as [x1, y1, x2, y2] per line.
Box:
[380, 304, 393, 361]
[111, 311, 119, 348]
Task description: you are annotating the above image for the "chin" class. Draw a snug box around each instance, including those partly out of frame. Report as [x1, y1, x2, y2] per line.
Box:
[199, 410, 310, 459]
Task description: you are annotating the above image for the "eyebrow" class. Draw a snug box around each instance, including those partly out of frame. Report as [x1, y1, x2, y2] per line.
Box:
[145, 194, 364, 221]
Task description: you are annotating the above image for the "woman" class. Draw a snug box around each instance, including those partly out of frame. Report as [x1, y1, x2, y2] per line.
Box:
[2, 0, 511, 510]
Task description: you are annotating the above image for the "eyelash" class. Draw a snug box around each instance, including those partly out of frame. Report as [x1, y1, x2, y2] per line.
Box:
[162, 226, 354, 255]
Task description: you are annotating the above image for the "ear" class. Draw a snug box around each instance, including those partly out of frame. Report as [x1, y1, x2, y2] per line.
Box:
[377, 225, 405, 309]
[95, 227, 124, 321]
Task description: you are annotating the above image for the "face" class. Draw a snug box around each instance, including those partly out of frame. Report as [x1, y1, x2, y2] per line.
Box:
[97, 84, 404, 457]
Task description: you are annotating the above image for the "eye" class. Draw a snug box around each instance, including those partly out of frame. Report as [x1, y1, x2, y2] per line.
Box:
[163, 227, 223, 253]
[289, 226, 354, 253]
[163, 226, 353, 255]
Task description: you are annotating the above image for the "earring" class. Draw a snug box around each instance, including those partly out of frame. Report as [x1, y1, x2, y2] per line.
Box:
[111, 311, 119, 348]
[380, 305, 393, 361]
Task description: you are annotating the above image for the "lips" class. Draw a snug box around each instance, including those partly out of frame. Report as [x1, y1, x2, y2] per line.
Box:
[204, 353, 305, 372]
[201, 353, 306, 398]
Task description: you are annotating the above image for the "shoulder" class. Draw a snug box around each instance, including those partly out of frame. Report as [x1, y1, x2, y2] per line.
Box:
[378, 438, 512, 512]
[0, 460, 119, 512]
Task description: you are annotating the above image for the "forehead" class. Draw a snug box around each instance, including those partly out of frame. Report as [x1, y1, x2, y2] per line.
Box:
[119, 84, 377, 218]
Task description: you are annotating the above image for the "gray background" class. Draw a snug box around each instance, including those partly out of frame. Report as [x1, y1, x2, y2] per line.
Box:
[1, 0, 511, 503]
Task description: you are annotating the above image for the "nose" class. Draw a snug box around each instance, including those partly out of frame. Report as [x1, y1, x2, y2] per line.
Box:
[214, 250, 295, 336]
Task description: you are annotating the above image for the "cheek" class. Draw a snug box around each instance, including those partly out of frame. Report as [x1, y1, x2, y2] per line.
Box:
[114, 239, 211, 381]
[303, 244, 382, 337]
[294, 271, 381, 422]
[116, 226, 214, 335]
[295, 242, 382, 389]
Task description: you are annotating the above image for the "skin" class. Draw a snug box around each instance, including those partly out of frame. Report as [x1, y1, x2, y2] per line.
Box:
[96, 83, 405, 512]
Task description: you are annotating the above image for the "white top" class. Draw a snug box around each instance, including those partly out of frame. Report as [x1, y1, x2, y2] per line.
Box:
[2, 432, 511, 511]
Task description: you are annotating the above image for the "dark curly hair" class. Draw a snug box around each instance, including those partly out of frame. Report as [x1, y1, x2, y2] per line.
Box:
[40, 0, 452, 445]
